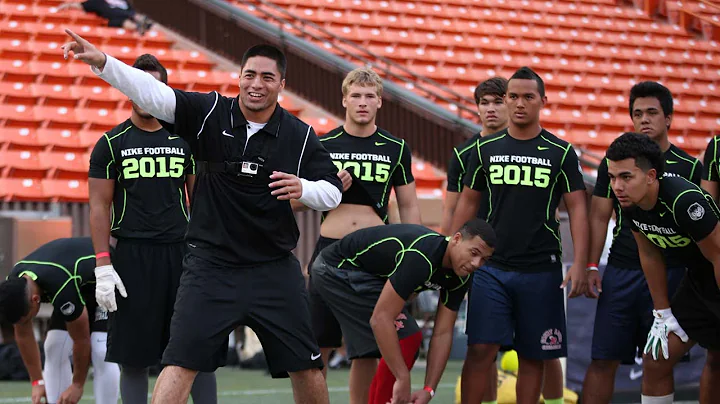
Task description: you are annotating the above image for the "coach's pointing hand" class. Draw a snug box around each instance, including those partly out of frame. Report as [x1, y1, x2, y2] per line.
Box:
[269, 171, 303, 200]
[61, 29, 107, 69]
[94, 264, 127, 312]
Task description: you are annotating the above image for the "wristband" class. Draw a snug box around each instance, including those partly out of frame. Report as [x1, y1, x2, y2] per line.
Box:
[32, 379, 44, 386]
[586, 263, 599, 271]
[95, 252, 110, 260]
[423, 386, 435, 398]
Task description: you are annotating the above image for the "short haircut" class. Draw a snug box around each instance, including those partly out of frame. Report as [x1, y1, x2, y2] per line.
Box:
[0, 277, 30, 325]
[629, 81, 674, 117]
[509, 66, 545, 98]
[606, 132, 664, 178]
[241, 44, 287, 79]
[459, 218, 497, 248]
[132, 54, 168, 84]
[342, 67, 383, 97]
[474, 77, 508, 105]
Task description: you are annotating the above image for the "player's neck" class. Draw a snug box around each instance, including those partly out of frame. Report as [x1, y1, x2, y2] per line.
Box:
[655, 135, 671, 152]
[638, 182, 661, 210]
[240, 103, 275, 124]
[343, 121, 377, 138]
[507, 122, 542, 140]
[480, 125, 508, 137]
[130, 114, 162, 132]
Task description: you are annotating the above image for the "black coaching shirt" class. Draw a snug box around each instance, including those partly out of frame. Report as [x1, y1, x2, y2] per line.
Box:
[447, 133, 489, 219]
[9, 238, 96, 323]
[627, 176, 720, 297]
[322, 224, 469, 311]
[464, 128, 586, 271]
[320, 126, 414, 221]
[595, 144, 702, 270]
[162, 91, 342, 267]
[89, 120, 194, 243]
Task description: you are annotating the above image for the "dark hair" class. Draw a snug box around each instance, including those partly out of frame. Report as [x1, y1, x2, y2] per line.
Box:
[606, 132, 664, 178]
[508, 66, 545, 97]
[0, 277, 30, 325]
[241, 44, 287, 79]
[459, 218, 497, 248]
[474, 77, 508, 105]
[629, 81, 673, 118]
[132, 54, 168, 84]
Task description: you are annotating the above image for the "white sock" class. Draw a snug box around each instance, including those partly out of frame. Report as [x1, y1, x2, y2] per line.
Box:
[91, 332, 120, 404]
[641, 393, 674, 403]
[43, 330, 73, 403]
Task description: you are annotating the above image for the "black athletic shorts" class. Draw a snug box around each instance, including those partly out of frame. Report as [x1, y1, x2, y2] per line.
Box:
[48, 286, 107, 333]
[672, 274, 720, 351]
[310, 254, 420, 360]
[308, 236, 343, 348]
[161, 253, 323, 377]
[105, 239, 186, 368]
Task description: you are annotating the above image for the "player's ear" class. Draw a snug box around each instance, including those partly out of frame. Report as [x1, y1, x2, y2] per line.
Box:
[31, 294, 41, 304]
[665, 113, 672, 130]
[648, 168, 658, 183]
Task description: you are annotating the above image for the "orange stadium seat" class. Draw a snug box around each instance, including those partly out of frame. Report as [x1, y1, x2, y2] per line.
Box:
[0, 178, 47, 201]
[40, 151, 89, 179]
[42, 179, 89, 202]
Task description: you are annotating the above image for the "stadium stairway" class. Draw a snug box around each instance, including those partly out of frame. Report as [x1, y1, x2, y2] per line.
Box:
[0, 0, 449, 221]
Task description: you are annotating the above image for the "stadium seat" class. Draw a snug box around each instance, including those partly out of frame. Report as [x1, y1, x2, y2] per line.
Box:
[0, 177, 47, 201]
[42, 178, 89, 202]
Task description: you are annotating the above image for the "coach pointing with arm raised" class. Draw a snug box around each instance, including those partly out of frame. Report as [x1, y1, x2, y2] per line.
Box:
[63, 30, 339, 404]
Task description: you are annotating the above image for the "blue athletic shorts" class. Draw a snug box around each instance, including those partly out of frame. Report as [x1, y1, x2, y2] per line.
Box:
[466, 265, 566, 360]
[591, 265, 686, 364]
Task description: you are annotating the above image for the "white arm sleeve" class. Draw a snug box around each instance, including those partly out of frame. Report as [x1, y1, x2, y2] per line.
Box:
[91, 55, 177, 123]
[298, 179, 342, 212]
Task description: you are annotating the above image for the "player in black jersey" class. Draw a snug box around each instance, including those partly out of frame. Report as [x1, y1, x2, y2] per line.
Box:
[443, 76, 565, 404]
[293, 67, 421, 404]
[87, 55, 216, 404]
[701, 135, 720, 202]
[311, 219, 495, 404]
[450, 67, 589, 404]
[582, 82, 702, 403]
[0, 238, 119, 404]
[605, 133, 720, 404]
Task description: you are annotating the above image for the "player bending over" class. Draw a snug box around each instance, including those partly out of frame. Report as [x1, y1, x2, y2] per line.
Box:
[606, 132, 720, 404]
[0, 238, 120, 404]
[311, 219, 496, 404]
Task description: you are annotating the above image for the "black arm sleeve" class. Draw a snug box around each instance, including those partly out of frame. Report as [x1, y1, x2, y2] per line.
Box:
[159, 90, 219, 156]
[52, 285, 85, 323]
[391, 140, 415, 186]
[703, 137, 718, 182]
[691, 158, 703, 186]
[561, 145, 586, 193]
[446, 146, 465, 193]
[88, 134, 117, 180]
[462, 143, 487, 191]
[673, 190, 720, 242]
[388, 249, 434, 300]
[440, 282, 470, 312]
[592, 158, 612, 198]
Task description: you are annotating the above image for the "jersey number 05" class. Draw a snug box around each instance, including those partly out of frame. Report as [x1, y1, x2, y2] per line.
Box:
[122, 157, 185, 179]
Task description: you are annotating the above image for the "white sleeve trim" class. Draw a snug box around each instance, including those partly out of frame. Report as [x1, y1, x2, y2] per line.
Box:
[198, 92, 218, 139]
[92, 54, 177, 123]
[298, 179, 341, 212]
[296, 125, 311, 176]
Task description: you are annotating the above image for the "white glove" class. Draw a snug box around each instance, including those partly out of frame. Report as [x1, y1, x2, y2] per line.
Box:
[644, 308, 689, 360]
[94, 265, 127, 312]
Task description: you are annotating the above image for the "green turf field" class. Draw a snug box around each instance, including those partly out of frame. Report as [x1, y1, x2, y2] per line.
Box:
[0, 360, 463, 403]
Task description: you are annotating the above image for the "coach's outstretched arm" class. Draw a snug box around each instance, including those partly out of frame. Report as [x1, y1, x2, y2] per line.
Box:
[61, 29, 176, 124]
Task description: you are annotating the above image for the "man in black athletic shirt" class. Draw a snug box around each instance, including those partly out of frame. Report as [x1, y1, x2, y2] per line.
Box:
[294, 67, 421, 404]
[582, 82, 702, 403]
[450, 67, 589, 404]
[87, 54, 215, 404]
[312, 218, 496, 404]
[605, 132, 720, 404]
[0, 238, 119, 404]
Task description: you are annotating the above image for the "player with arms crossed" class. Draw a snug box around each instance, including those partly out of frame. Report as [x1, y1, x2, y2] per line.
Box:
[450, 67, 589, 404]
[312, 219, 496, 404]
[443, 76, 565, 404]
[0, 238, 120, 404]
[63, 30, 342, 403]
[582, 81, 702, 403]
[87, 54, 216, 403]
[605, 132, 720, 404]
[294, 66, 421, 404]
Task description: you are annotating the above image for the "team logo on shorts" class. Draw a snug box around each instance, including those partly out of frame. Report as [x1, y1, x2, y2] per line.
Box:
[60, 302, 75, 316]
[95, 306, 109, 322]
[688, 202, 705, 221]
[540, 328, 562, 351]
